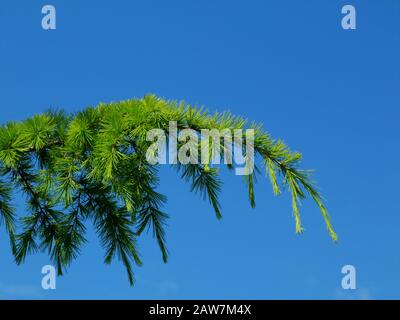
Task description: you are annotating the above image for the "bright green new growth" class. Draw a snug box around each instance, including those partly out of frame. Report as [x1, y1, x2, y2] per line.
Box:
[0, 95, 337, 285]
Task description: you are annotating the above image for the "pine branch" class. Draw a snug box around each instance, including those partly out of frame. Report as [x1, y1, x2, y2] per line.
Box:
[136, 188, 169, 263]
[0, 95, 338, 285]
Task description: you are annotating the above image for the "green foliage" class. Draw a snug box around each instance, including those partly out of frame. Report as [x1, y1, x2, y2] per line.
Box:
[0, 95, 337, 285]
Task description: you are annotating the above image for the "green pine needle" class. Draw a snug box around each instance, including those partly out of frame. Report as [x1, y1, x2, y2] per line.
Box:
[0, 95, 338, 285]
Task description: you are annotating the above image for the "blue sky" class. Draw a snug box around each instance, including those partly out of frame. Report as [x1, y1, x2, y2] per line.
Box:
[0, 0, 399, 299]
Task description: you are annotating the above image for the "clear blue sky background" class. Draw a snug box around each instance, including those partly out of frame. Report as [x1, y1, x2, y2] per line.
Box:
[0, 0, 399, 299]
